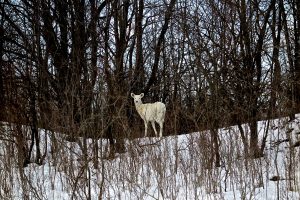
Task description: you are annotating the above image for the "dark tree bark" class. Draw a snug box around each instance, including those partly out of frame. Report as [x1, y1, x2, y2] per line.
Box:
[27, 79, 41, 166]
[294, 0, 300, 114]
[104, 0, 131, 153]
[0, 24, 4, 116]
[144, 0, 177, 95]
[131, 0, 145, 93]
[239, 0, 274, 158]
[269, 0, 283, 118]
[103, 5, 116, 151]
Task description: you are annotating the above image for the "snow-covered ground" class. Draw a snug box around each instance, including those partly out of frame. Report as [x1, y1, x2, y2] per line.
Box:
[0, 115, 300, 199]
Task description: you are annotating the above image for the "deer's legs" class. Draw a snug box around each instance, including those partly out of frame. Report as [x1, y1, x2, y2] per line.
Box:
[151, 121, 158, 137]
[158, 121, 163, 138]
[144, 121, 148, 137]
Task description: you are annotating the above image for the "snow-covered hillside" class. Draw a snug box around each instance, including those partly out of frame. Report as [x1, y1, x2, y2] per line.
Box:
[0, 115, 300, 199]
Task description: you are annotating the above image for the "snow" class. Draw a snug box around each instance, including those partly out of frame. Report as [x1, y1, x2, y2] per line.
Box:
[0, 115, 300, 199]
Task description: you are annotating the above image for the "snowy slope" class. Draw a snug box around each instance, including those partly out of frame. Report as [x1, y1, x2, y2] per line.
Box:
[0, 115, 299, 199]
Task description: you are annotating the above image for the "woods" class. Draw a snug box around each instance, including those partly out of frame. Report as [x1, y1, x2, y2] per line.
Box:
[1, 0, 300, 165]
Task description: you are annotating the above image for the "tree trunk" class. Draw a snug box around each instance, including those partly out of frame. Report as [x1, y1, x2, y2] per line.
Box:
[211, 128, 221, 167]
[0, 25, 4, 116]
[294, 0, 300, 114]
[131, 0, 145, 92]
[270, 0, 282, 118]
[144, 0, 177, 94]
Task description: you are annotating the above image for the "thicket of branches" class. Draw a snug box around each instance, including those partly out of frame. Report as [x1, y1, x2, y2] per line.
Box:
[1, 0, 300, 167]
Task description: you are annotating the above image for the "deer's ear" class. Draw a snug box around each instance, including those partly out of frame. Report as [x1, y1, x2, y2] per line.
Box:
[131, 93, 135, 98]
[140, 93, 144, 98]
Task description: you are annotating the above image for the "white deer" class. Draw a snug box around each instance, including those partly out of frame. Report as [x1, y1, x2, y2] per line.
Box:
[131, 93, 166, 138]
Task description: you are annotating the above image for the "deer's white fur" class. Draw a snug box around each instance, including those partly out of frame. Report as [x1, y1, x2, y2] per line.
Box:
[131, 93, 166, 138]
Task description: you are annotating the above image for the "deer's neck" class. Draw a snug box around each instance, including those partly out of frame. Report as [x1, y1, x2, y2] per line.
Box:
[135, 103, 145, 115]
[135, 103, 143, 109]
